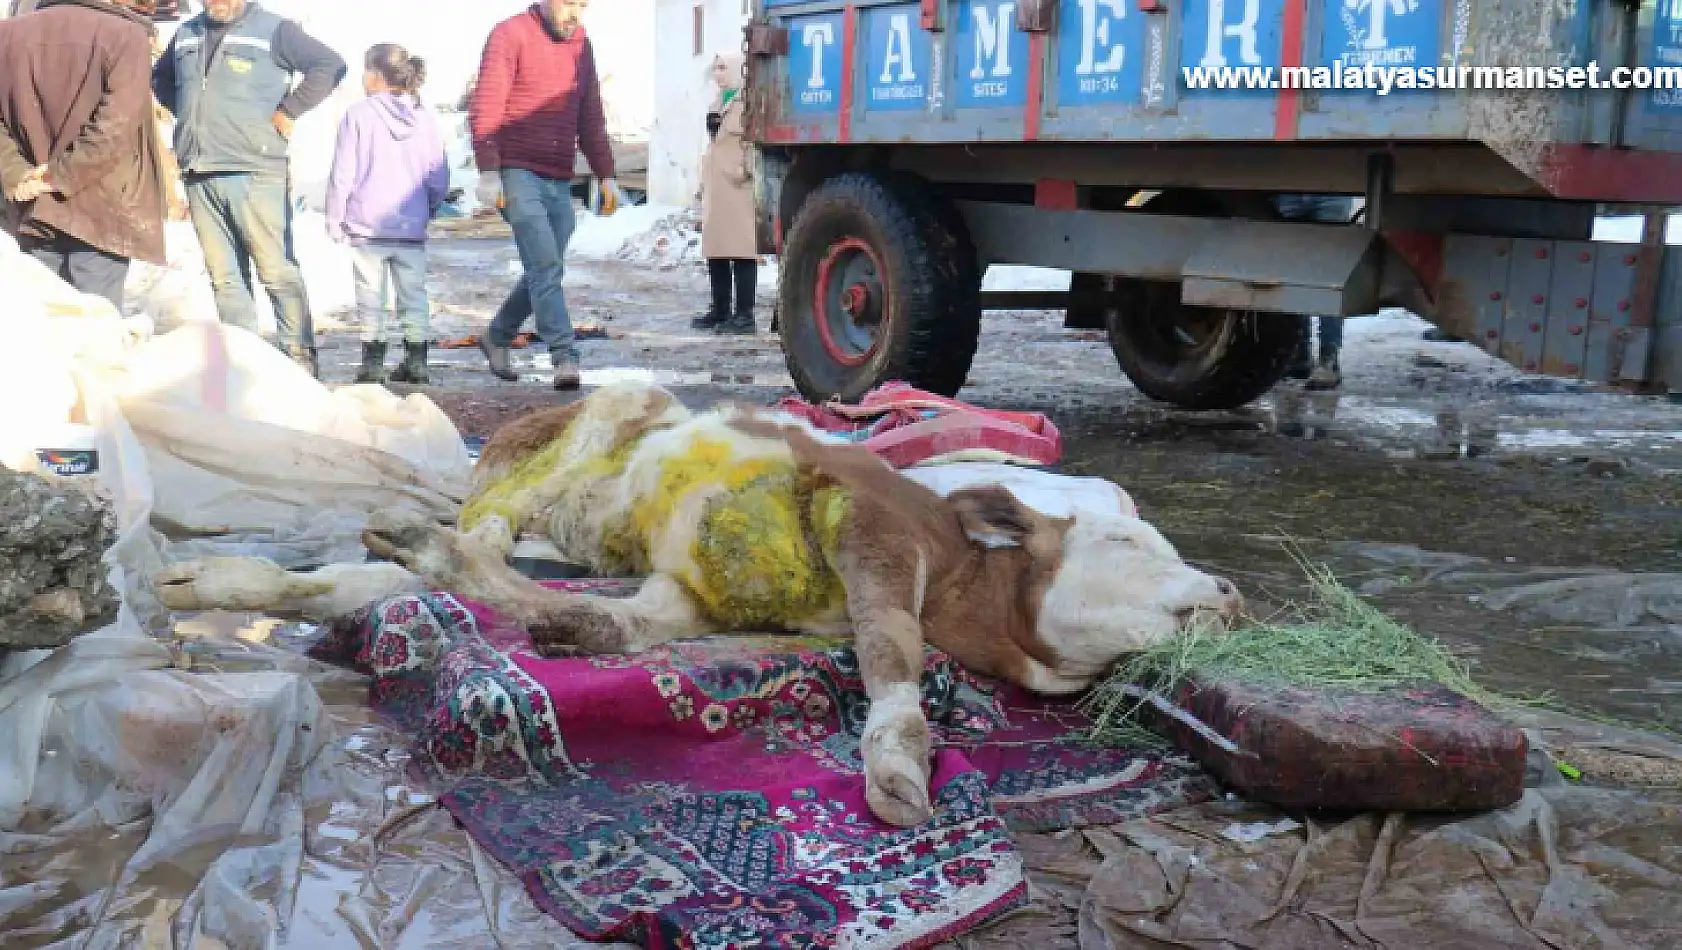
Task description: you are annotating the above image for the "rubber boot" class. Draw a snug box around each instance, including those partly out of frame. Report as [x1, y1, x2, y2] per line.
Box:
[1307, 344, 1342, 391]
[715, 258, 757, 335]
[355, 342, 388, 384]
[389, 342, 431, 385]
[693, 259, 731, 330]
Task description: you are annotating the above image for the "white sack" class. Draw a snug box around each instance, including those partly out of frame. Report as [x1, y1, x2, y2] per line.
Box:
[901, 461, 1139, 521]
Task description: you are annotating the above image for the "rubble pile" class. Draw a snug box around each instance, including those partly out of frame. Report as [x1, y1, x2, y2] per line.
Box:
[0, 468, 118, 651]
[613, 209, 704, 270]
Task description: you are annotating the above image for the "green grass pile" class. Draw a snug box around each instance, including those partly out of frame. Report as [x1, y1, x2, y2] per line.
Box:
[1082, 551, 1537, 748]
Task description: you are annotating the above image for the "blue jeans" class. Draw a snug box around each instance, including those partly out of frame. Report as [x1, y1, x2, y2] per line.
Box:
[488, 167, 577, 362]
[350, 241, 430, 344]
[1273, 194, 1356, 352]
[185, 172, 315, 352]
[19, 233, 130, 312]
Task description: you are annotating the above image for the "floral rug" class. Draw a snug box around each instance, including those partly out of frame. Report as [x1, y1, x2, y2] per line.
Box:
[309, 581, 1214, 950]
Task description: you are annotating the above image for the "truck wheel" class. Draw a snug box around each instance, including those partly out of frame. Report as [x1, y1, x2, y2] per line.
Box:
[1104, 279, 1306, 411]
[778, 171, 981, 402]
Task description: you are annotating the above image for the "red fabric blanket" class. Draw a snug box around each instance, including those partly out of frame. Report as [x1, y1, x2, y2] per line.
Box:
[774, 383, 1063, 469]
[310, 581, 1212, 949]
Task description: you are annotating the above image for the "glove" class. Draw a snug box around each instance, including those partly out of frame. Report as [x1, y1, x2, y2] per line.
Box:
[598, 178, 621, 216]
[475, 175, 504, 210]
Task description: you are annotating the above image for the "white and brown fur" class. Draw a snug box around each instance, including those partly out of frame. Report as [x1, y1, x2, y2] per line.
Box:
[154, 381, 1243, 828]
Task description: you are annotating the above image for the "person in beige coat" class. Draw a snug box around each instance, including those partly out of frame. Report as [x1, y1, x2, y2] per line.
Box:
[692, 52, 759, 335]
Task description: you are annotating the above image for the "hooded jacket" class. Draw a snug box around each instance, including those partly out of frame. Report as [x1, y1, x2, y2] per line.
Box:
[326, 91, 450, 245]
[0, 0, 169, 265]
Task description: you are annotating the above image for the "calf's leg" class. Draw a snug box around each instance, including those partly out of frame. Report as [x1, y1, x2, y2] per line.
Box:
[362, 510, 714, 655]
[834, 536, 937, 829]
[153, 558, 425, 622]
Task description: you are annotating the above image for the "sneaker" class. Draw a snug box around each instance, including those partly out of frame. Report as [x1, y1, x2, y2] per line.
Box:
[480, 336, 517, 381]
[553, 356, 581, 391]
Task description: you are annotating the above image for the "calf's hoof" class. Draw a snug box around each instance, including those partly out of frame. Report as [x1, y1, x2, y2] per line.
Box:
[861, 703, 935, 827]
[866, 758, 935, 828]
[362, 510, 459, 576]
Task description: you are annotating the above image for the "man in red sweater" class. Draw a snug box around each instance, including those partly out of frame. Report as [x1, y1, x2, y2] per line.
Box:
[470, 0, 618, 390]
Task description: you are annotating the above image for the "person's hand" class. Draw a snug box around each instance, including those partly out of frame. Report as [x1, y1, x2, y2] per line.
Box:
[271, 112, 294, 140]
[598, 178, 620, 216]
[475, 175, 503, 211]
[5, 165, 52, 203]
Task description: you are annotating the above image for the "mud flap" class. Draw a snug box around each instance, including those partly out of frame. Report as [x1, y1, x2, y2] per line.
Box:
[1180, 221, 1384, 317]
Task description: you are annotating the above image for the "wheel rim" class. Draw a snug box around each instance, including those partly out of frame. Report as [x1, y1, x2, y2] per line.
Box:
[1120, 284, 1256, 373]
[813, 238, 887, 367]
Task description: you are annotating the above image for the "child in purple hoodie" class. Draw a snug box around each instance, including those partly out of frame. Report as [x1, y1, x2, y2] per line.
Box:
[327, 44, 450, 385]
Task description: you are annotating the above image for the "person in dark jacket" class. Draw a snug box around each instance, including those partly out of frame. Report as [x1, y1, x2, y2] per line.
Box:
[470, 0, 619, 391]
[0, 0, 170, 311]
[151, 0, 345, 377]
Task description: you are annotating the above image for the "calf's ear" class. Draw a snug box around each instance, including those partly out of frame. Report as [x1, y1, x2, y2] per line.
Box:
[946, 485, 1066, 554]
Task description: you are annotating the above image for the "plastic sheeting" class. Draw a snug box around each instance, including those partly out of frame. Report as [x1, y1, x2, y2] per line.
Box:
[0, 223, 496, 947]
[941, 784, 1682, 950]
[1, 630, 642, 950]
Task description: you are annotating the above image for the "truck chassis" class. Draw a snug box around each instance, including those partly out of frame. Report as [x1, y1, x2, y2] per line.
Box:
[743, 0, 1682, 409]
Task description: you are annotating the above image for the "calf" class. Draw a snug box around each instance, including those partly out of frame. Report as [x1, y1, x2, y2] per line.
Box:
[155, 381, 1243, 828]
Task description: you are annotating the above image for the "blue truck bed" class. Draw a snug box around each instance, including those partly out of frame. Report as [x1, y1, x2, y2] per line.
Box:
[750, 0, 1682, 203]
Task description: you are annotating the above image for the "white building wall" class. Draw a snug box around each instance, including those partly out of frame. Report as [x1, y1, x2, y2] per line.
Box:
[650, 0, 750, 208]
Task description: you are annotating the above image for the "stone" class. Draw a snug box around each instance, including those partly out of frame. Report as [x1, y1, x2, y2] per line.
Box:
[1581, 455, 1629, 478]
[0, 468, 119, 650]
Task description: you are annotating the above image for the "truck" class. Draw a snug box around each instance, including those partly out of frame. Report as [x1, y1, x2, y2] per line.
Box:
[740, 0, 1682, 410]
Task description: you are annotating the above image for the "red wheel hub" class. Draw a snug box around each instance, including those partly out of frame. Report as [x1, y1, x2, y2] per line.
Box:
[812, 238, 887, 367]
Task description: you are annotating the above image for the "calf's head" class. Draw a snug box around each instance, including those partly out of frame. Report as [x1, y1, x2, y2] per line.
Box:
[948, 486, 1244, 673]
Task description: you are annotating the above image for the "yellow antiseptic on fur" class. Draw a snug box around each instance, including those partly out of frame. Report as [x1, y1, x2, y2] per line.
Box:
[462, 413, 859, 633]
[459, 430, 577, 536]
[460, 420, 643, 551]
[618, 436, 853, 630]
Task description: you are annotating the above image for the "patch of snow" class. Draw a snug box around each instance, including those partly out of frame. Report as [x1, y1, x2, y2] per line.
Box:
[571, 204, 685, 260]
[1593, 215, 1682, 245]
[1345, 308, 1434, 341]
[983, 265, 1071, 292]
[612, 209, 704, 269]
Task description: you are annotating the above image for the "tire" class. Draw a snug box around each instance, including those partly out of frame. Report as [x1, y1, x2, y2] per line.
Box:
[1099, 189, 1305, 411]
[1104, 279, 1306, 411]
[1066, 272, 1117, 330]
[777, 171, 982, 402]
